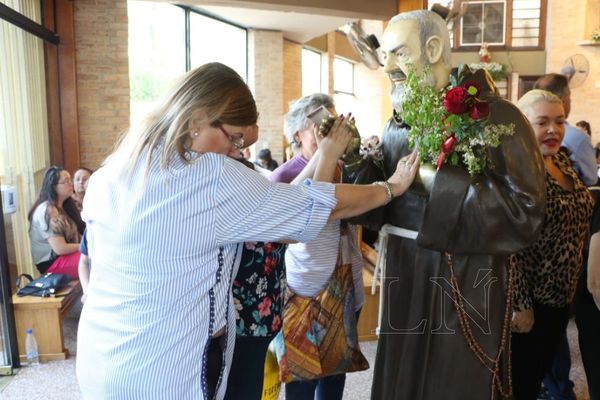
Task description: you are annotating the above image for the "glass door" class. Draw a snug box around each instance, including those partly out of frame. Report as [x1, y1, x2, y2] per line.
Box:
[0, 0, 56, 369]
[0, 192, 19, 372]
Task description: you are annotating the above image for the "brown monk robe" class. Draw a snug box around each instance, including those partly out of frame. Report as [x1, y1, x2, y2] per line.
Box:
[346, 10, 546, 400]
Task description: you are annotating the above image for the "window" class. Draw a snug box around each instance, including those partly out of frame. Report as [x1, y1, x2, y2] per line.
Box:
[128, 2, 186, 125]
[511, 0, 542, 47]
[0, 0, 52, 280]
[460, 1, 506, 46]
[189, 12, 247, 79]
[302, 48, 322, 96]
[333, 57, 354, 95]
[428, 0, 545, 49]
[128, 2, 248, 125]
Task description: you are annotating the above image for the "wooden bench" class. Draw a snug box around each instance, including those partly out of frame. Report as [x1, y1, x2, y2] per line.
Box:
[12, 280, 82, 362]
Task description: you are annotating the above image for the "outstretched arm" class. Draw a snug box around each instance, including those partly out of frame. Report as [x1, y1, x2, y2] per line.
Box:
[329, 152, 418, 221]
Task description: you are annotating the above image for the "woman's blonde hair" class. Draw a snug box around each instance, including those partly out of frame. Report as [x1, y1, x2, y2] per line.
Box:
[516, 89, 563, 114]
[111, 62, 257, 176]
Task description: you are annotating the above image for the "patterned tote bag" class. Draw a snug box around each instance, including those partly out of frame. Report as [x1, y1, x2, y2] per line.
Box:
[272, 238, 369, 382]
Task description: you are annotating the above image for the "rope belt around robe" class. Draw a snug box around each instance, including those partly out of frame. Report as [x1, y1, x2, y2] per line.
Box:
[372, 224, 418, 336]
[373, 224, 513, 399]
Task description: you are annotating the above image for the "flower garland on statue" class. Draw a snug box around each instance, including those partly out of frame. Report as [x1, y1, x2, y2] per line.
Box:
[402, 65, 515, 176]
[468, 62, 508, 82]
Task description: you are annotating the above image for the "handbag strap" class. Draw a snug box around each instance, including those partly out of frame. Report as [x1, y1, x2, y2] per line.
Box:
[15, 274, 34, 290]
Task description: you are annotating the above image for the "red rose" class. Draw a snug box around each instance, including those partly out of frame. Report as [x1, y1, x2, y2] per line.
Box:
[443, 87, 470, 115]
[470, 101, 490, 120]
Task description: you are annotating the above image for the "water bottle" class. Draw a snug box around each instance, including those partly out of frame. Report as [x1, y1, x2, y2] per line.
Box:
[25, 328, 40, 366]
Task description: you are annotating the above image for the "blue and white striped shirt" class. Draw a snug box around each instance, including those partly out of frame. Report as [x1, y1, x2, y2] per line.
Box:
[76, 151, 336, 400]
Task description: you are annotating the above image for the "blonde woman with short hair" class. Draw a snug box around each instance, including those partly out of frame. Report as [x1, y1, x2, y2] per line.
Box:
[511, 89, 594, 399]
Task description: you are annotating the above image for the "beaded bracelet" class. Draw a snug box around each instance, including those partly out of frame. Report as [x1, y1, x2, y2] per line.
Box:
[373, 181, 393, 205]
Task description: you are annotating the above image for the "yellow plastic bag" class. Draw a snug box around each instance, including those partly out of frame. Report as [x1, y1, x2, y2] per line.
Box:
[261, 343, 281, 400]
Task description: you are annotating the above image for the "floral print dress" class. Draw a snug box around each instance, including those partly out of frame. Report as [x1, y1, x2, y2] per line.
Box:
[232, 241, 287, 337]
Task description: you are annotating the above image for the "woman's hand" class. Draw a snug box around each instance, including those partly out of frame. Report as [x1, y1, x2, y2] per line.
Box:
[511, 309, 534, 333]
[387, 152, 419, 197]
[587, 232, 600, 310]
[588, 262, 600, 310]
[318, 115, 353, 161]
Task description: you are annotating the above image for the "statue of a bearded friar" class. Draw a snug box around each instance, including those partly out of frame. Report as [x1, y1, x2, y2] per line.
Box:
[346, 10, 546, 400]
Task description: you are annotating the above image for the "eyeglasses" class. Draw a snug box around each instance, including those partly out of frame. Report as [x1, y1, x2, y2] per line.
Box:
[217, 125, 245, 150]
[57, 180, 73, 185]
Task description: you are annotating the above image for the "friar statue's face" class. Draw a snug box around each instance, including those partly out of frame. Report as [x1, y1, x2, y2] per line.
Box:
[382, 19, 432, 113]
[381, 15, 450, 113]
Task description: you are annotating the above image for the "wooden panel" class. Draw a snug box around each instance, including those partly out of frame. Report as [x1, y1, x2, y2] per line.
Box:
[43, 0, 63, 167]
[538, 0, 547, 48]
[397, 0, 427, 13]
[54, 0, 80, 172]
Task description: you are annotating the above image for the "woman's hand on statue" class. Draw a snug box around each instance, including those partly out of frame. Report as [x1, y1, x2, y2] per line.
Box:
[387, 151, 419, 197]
[318, 115, 353, 160]
[588, 262, 600, 310]
[511, 309, 534, 333]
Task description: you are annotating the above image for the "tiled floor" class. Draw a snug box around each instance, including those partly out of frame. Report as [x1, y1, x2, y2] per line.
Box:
[0, 303, 591, 400]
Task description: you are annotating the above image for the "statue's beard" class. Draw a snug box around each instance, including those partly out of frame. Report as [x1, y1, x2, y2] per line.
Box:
[390, 84, 406, 114]
[390, 70, 437, 114]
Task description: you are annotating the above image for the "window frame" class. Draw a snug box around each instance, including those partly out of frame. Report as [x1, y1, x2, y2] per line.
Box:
[442, 0, 548, 52]
[333, 56, 355, 96]
[459, 1, 507, 47]
[301, 47, 323, 97]
[182, 6, 248, 80]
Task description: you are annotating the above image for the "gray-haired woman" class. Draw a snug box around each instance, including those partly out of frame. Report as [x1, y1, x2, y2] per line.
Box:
[76, 64, 419, 400]
[272, 94, 366, 400]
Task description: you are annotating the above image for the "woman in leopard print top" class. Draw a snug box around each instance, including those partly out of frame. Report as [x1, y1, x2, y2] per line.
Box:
[510, 90, 594, 400]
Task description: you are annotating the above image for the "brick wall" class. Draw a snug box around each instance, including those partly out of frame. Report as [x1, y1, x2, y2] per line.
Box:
[74, 0, 130, 169]
[283, 41, 303, 114]
[283, 40, 303, 160]
[248, 30, 285, 164]
[546, 0, 600, 145]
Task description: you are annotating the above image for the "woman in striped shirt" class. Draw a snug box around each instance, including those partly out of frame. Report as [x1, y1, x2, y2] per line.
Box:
[76, 62, 418, 400]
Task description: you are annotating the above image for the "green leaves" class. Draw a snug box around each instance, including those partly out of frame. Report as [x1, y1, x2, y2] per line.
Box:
[402, 65, 515, 176]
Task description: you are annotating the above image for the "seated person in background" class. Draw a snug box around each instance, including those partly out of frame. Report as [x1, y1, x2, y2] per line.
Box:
[78, 229, 90, 302]
[72, 167, 92, 211]
[255, 148, 278, 171]
[28, 166, 83, 279]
